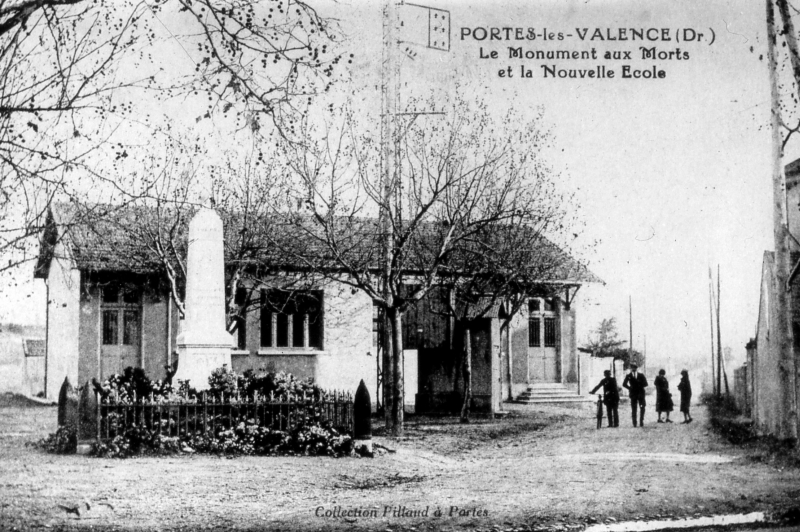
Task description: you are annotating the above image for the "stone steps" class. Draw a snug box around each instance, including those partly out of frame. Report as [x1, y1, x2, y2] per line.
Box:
[513, 383, 594, 405]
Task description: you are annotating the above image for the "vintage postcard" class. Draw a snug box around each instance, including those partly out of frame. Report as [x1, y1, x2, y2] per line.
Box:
[0, 1, 797, 531]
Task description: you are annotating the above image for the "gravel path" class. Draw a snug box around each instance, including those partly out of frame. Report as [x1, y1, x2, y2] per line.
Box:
[0, 397, 798, 531]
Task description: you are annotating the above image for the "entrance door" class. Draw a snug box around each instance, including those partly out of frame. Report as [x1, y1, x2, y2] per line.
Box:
[469, 319, 492, 400]
[541, 316, 559, 381]
[530, 347, 559, 382]
[528, 298, 560, 383]
[100, 285, 141, 379]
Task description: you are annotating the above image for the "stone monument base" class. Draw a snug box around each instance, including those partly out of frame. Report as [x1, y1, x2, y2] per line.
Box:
[172, 344, 232, 391]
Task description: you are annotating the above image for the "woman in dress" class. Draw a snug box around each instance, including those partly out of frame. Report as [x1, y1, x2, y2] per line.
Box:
[677, 369, 693, 424]
[654, 369, 674, 423]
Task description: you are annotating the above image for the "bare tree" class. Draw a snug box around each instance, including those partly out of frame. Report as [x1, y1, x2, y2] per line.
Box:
[162, 0, 345, 136]
[278, 97, 586, 433]
[0, 0, 155, 278]
[91, 151, 300, 335]
[436, 224, 585, 422]
[3, 0, 344, 281]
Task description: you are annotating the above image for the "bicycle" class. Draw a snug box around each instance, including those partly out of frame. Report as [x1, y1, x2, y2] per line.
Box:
[596, 394, 604, 429]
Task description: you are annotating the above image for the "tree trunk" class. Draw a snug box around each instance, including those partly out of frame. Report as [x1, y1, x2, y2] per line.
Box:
[500, 319, 513, 401]
[460, 324, 472, 423]
[717, 266, 722, 398]
[389, 306, 404, 436]
[768, 0, 799, 442]
[382, 306, 395, 432]
[776, 0, 800, 445]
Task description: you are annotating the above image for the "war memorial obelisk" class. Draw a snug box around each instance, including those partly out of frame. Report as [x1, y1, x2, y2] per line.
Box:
[172, 208, 232, 390]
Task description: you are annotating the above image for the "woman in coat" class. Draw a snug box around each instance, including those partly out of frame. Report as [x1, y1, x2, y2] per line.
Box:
[654, 369, 674, 423]
[677, 369, 693, 423]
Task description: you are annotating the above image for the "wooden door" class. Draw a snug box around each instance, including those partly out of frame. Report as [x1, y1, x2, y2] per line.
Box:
[469, 319, 492, 398]
[100, 285, 141, 379]
[529, 315, 560, 383]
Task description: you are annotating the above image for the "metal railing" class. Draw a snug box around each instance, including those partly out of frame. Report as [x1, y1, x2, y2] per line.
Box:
[96, 390, 354, 441]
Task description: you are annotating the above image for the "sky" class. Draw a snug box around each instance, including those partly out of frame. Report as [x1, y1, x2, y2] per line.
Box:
[1, 0, 776, 378]
[326, 0, 771, 375]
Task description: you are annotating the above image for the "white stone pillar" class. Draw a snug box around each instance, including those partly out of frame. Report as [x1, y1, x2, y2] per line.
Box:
[172, 209, 232, 390]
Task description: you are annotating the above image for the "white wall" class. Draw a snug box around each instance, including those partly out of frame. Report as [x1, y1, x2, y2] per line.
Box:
[579, 352, 615, 396]
[404, 348, 418, 408]
[0, 336, 25, 394]
[315, 284, 378, 398]
[44, 242, 81, 399]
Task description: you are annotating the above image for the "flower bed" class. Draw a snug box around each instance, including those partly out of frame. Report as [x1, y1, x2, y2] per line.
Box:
[40, 366, 361, 458]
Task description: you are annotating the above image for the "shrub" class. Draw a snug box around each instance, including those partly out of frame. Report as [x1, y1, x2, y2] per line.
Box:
[700, 392, 741, 416]
[95, 365, 328, 404]
[701, 392, 753, 444]
[97, 366, 175, 403]
[290, 423, 354, 456]
[91, 427, 182, 458]
[90, 419, 356, 458]
[207, 366, 327, 401]
[34, 425, 77, 454]
[44, 366, 361, 459]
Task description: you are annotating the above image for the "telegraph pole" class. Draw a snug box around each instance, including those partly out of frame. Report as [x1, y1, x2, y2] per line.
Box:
[629, 296, 633, 365]
[717, 265, 722, 397]
[380, 0, 450, 435]
[708, 267, 716, 396]
[381, 0, 400, 434]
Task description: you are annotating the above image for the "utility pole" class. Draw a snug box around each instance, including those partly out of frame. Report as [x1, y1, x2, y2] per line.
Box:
[717, 265, 722, 397]
[380, 0, 450, 435]
[766, 0, 798, 441]
[708, 267, 716, 396]
[629, 296, 633, 366]
[381, 0, 401, 435]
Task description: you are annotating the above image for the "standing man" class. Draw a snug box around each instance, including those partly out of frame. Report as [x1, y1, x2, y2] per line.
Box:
[590, 369, 620, 428]
[622, 362, 648, 427]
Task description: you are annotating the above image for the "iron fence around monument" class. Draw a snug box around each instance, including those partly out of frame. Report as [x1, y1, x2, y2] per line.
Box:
[95, 390, 354, 441]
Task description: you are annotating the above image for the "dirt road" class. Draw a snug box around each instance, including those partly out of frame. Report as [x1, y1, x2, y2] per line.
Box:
[0, 397, 798, 531]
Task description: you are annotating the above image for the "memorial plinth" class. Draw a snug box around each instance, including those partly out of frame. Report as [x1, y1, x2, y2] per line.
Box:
[172, 208, 232, 390]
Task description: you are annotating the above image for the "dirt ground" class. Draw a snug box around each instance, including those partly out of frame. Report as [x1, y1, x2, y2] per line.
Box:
[1, 396, 799, 532]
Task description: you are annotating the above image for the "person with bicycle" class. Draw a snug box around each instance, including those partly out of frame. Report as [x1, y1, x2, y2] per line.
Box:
[590, 369, 620, 428]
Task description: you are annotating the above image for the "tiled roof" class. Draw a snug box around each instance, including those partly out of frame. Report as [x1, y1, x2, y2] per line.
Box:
[38, 203, 601, 285]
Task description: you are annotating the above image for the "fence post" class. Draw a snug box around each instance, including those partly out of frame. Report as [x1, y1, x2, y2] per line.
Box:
[76, 384, 98, 455]
[353, 379, 373, 456]
[57, 377, 79, 430]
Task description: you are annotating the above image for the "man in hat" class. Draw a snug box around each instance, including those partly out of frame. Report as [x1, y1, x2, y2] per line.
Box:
[590, 369, 620, 428]
[622, 362, 649, 427]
